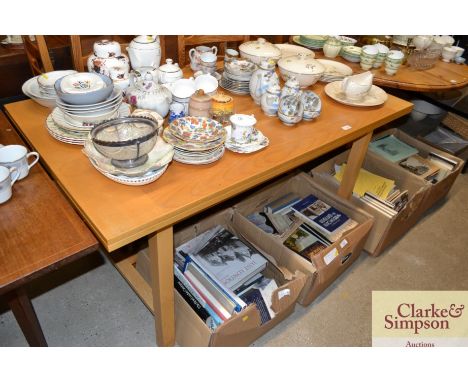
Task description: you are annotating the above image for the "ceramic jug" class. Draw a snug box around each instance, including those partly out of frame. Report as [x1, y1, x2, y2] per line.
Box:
[341, 71, 373, 101]
[126, 35, 162, 70]
[126, 73, 172, 117]
[280, 76, 301, 98]
[323, 37, 342, 58]
[261, 83, 281, 116]
[87, 40, 130, 79]
[249, 59, 279, 105]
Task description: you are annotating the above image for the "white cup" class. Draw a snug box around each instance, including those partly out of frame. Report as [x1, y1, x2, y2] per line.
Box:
[229, 114, 256, 144]
[0, 145, 40, 180]
[0, 165, 20, 204]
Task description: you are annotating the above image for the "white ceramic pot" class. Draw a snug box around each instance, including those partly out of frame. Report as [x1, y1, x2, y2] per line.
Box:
[249, 60, 279, 105]
[277, 53, 325, 88]
[127, 35, 162, 69]
[93, 40, 122, 58]
[239, 38, 281, 65]
[157, 59, 183, 84]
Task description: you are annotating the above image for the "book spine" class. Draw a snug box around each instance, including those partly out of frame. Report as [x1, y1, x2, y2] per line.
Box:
[184, 256, 247, 312]
[174, 266, 223, 327]
[174, 274, 210, 322]
[293, 209, 334, 240]
[184, 269, 232, 321]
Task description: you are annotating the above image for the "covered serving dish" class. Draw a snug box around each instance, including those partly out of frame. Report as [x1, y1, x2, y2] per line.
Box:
[239, 38, 281, 65]
[277, 53, 325, 88]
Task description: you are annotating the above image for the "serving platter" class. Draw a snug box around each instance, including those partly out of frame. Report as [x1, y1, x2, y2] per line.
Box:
[324, 81, 388, 107]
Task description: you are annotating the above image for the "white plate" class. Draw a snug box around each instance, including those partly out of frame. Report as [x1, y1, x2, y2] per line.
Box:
[275, 44, 315, 59]
[56, 88, 122, 110]
[90, 160, 169, 186]
[174, 147, 225, 165]
[324, 81, 388, 107]
[316, 59, 353, 79]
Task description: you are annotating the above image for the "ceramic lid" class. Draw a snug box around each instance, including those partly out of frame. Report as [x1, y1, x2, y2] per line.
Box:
[159, 59, 181, 74]
[211, 92, 233, 104]
[239, 38, 281, 59]
[190, 89, 211, 103]
[278, 53, 325, 75]
[133, 35, 159, 44]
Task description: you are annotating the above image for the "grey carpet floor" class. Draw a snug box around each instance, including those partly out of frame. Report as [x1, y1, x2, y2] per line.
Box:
[1, 173, 467, 347]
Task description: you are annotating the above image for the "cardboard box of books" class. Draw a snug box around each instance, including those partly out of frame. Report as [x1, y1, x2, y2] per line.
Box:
[136, 208, 306, 347]
[370, 128, 464, 213]
[232, 172, 374, 306]
[311, 149, 430, 257]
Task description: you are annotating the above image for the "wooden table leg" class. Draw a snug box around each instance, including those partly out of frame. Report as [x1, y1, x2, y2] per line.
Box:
[148, 226, 175, 347]
[337, 132, 372, 200]
[7, 287, 48, 347]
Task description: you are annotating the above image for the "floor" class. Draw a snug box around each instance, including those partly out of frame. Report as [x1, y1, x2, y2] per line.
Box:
[1, 172, 467, 347]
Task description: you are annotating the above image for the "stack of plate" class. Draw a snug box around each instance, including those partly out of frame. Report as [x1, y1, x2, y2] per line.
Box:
[83, 134, 174, 186]
[224, 125, 269, 154]
[46, 102, 131, 145]
[220, 59, 257, 95]
[341, 46, 362, 63]
[316, 59, 353, 82]
[163, 117, 226, 165]
[293, 35, 328, 50]
[22, 70, 77, 108]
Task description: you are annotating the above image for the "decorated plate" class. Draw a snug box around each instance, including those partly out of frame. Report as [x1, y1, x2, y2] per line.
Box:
[316, 59, 353, 78]
[163, 128, 225, 151]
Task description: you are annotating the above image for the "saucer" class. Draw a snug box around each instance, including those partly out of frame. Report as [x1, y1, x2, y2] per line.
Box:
[324, 81, 388, 107]
[224, 125, 269, 154]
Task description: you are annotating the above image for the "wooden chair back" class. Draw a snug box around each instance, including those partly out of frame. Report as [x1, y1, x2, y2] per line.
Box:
[70, 35, 167, 72]
[21, 35, 54, 76]
[177, 35, 250, 68]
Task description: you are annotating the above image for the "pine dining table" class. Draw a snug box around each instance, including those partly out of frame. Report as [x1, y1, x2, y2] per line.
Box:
[4, 67, 413, 346]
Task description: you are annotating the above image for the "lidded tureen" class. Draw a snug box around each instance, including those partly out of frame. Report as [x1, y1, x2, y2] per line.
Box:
[239, 38, 282, 65]
[277, 53, 325, 88]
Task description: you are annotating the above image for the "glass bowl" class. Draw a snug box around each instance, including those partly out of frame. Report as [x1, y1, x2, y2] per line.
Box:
[91, 117, 158, 168]
[407, 49, 441, 70]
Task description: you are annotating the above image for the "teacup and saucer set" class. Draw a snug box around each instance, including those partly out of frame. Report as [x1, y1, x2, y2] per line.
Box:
[324, 71, 388, 107]
[225, 114, 269, 154]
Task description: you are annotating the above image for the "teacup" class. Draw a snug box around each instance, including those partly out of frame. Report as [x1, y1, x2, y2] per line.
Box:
[360, 45, 379, 70]
[0, 165, 20, 204]
[0, 145, 39, 180]
[452, 46, 465, 58]
[341, 71, 373, 101]
[441, 46, 458, 62]
[413, 35, 433, 50]
[224, 49, 239, 64]
[229, 114, 256, 144]
[189, 46, 218, 71]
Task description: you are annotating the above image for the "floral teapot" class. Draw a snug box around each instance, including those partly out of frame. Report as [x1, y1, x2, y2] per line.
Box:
[249, 59, 279, 105]
[126, 73, 172, 118]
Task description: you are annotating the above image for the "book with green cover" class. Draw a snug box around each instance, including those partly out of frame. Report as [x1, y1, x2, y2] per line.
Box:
[369, 135, 419, 163]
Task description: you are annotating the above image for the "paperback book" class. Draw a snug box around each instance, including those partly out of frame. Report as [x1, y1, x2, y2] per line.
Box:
[238, 278, 278, 325]
[399, 154, 440, 179]
[283, 224, 328, 262]
[292, 194, 357, 242]
[369, 135, 419, 163]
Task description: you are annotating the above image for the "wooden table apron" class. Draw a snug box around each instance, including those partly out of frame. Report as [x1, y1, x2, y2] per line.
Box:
[4, 81, 412, 346]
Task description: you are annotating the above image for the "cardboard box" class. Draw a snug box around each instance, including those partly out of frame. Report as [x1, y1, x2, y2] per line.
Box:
[311, 149, 430, 257]
[371, 128, 465, 213]
[136, 208, 306, 347]
[232, 172, 374, 306]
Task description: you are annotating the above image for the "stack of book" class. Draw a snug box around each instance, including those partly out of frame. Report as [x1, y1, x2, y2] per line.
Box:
[174, 225, 279, 329]
[334, 164, 408, 218]
[369, 134, 456, 183]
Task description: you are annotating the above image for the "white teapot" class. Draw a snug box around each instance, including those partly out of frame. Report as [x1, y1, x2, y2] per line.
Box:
[126, 35, 162, 70]
[126, 73, 172, 117]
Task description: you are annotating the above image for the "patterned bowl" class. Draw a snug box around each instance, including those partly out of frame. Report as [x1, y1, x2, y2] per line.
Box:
[169, 116, 225, 143]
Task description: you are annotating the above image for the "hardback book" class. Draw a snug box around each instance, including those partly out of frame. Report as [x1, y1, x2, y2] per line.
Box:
[399, 154, 440, 179]
[239, 288, 271, 325]
[292, 194, 358, 242]
[283, 224, 328, 262]
[238, 278, 278, 324]
[369, 135, 419, 163]
[264, 193, 301, 214]
[173, 265, 223, 328]
[182, 226, 268, 290]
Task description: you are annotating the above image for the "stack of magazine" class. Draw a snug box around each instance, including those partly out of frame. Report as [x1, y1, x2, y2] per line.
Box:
[369, 134, 456, 184]
[334, 164, 408, 218]
[247, 192, 357, 263]
[174, 225, 279, 329]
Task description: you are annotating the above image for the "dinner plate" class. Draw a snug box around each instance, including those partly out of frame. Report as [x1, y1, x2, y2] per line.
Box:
[174, 146, 225, 165]
[324, 81, 388, 107]
[56, 88, 122, 110]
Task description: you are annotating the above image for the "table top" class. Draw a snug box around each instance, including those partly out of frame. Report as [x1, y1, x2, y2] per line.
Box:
[0, 111, 98, 293]
[313, 51, 468, 92]
[4, 80, 412, 252]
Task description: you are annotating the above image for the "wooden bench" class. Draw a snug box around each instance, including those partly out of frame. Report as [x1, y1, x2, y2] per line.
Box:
[0, 110, 98, 346]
